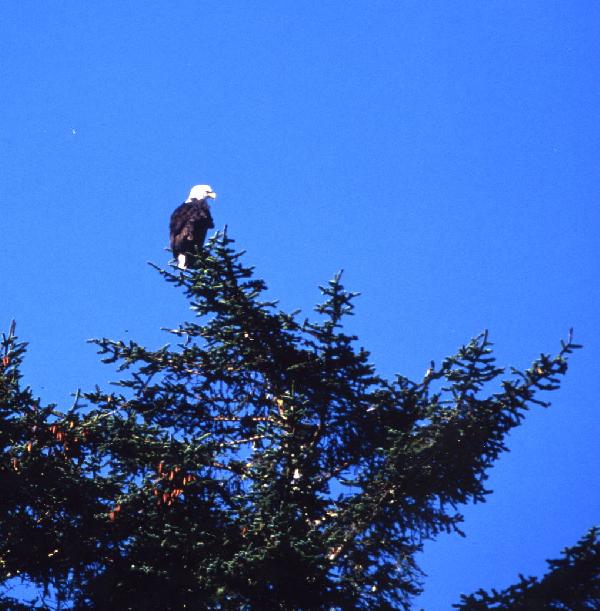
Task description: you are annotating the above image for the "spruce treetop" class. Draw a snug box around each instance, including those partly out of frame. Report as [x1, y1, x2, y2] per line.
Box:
[0, 232, 584, 609]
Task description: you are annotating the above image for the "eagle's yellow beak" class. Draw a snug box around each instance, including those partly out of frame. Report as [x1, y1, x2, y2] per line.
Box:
[207, 191, 217, 200]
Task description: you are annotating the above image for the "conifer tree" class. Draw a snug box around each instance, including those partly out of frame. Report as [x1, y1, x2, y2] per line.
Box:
[455, 527, 599, 610]
[0, 232, 588, 609]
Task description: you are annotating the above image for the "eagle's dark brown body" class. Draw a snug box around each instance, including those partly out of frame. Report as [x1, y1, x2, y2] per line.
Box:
[169, 198, 214, 262]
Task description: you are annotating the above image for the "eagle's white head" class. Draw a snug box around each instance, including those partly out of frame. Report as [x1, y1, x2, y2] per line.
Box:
[186, 184, 217, 203]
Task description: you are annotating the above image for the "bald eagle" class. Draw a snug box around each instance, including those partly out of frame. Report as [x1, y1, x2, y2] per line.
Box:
[170, 185, 217, 269]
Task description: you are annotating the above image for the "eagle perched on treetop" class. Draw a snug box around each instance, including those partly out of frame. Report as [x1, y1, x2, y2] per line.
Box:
[170, 184, 216, 269]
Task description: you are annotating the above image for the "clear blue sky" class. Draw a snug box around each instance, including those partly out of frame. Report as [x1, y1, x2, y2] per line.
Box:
[1, 2, 598, 607]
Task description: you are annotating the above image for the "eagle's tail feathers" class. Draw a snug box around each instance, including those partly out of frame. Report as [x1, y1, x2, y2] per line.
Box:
[177, 254, 187, 270]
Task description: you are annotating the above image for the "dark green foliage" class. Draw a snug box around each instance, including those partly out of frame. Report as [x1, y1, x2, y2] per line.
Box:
[455, 527, 600, 610]
[0, 232, 585, 609]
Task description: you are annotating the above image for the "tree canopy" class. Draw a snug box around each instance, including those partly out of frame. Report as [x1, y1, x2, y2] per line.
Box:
[0, 232, 592, 609]
[455, 527, 599, 610]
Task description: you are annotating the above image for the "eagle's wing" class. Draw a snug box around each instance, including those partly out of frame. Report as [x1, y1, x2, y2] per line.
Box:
[170, 202, 191, 245]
